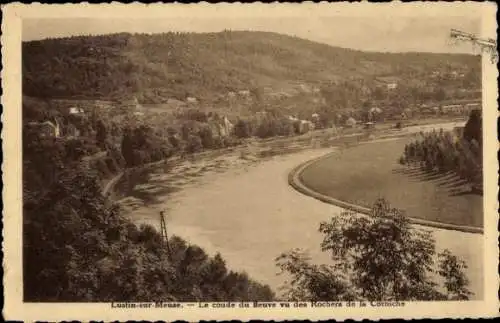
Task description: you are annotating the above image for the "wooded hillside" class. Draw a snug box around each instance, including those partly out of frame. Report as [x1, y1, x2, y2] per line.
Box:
[23, 31, 481, 104]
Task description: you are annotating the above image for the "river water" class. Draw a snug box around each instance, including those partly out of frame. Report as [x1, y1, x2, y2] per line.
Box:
[115, 121, 483, 299]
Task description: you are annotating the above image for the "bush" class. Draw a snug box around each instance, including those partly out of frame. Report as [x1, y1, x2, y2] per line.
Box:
[276, 198, 471, 301]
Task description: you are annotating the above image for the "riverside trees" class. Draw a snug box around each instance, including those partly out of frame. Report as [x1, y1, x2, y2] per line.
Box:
[399, 110, 482, 190]
[276, 199, 471, 301]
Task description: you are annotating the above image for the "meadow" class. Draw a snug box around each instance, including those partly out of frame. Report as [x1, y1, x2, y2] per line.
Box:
[299, 137, 483, 228]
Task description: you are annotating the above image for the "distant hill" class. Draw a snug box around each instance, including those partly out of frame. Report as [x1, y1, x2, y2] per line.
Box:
[22, 31, 481, 104]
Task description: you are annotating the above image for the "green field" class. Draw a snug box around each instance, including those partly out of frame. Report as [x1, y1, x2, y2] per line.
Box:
[299, 138, 483, 228]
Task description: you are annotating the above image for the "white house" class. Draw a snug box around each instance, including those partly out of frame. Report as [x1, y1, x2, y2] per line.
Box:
[186, 97, 198, 104]
[69, 107, 85, 115]
[27, 119, 61, 138]
[387, 82, 398, 90]
[442, 104, 463, 114]
[345, 117, 357, 128]
[376, 76, 399, 90]
[238, 90, 251, 97]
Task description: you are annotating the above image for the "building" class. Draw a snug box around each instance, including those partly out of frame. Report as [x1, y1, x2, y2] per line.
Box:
[237, 89, 251, 97]
[26, 119, 60, 138]
[345, 117, 357, 128]
[442, 104, 463, 114]
[69, 107, 85, 115]
[165, 98, 187, 111]
[120, 97, 141, 111]
[465, 103, 481, 114]
[65, 123, 80, 138]
[376, 76, 399, 90]
[297, 120, 314, 134]
[364, 122, 376, 129]
[186, 97, 198, 104]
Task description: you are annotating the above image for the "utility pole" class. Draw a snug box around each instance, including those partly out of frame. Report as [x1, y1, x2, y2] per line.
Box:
[160, 210, 173, 261]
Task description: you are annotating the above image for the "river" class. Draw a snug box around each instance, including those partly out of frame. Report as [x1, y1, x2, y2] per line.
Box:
[115, 121, 483, 299]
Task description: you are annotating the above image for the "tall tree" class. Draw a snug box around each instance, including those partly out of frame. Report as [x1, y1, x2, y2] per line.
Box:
[463, 109, 482, 144]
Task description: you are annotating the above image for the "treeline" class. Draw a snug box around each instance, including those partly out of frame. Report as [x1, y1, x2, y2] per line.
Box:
[399, 110, 482, 189]
[233, 114, 311, 139]
[23, 139, 274, 301]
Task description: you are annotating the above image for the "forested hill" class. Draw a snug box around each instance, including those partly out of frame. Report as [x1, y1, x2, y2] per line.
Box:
[23, 31, 481, 103]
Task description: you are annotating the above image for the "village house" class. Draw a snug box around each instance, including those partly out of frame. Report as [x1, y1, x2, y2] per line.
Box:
[431, 71, 441, 78]
[165, 98, 187, 112]
[26, 118, 61, 138]
[299, 120, 315, 133]
[237, 89, 251, 97]
[186, 97, 198, 104]
[441, 104, 463, 115]
[345, 117, 357, 128]
[69, 106, 85, 116]
[255, 111, 268, 121]
[364, 121, 376, 129]
[65, 123, 81, 138]
[298, 84, 312, 93]
[376, 76, 399, 90]
[465, 103, 481, 114]
[120, 97, 142, 111]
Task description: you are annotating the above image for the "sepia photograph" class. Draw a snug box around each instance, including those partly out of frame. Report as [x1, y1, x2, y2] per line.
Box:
[2, 2, 498, 321]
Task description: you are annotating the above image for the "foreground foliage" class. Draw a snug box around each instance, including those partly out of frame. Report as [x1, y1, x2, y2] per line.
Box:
[23, 142, 274, 302]
[276, 199, 471, 301]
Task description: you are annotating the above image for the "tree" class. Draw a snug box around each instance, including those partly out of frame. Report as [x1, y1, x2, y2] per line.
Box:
[96, 119, 108, 148]
[463, 109, 482, 144]
[233, 119, 251, 138]
[24, 160, 275, 302]
[433, 87, 447, 101]
[276, 199, 471, 301]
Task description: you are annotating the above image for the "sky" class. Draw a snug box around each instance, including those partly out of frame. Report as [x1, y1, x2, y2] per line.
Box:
[22, 8, 483, 54]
